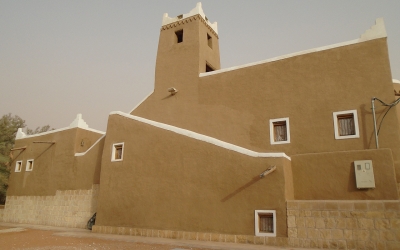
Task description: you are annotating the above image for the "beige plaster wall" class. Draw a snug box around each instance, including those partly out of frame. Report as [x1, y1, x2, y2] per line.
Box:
[8, 128, 104, 196]
[133, 26, 400, 182]
[96, 114, 293, 237]
[2, 185, 98, 228]
[287, 200, 400, 249]
[291, 149, 398, 200]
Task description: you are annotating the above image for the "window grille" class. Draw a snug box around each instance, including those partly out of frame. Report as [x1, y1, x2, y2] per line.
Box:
[273, 121, 287, 141]
[337, 114, 355, 136]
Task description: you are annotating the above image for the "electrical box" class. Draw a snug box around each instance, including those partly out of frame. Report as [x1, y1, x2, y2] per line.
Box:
[354, 160, 375, 189]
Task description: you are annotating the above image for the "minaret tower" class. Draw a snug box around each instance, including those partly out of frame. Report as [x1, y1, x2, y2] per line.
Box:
[153, 2, 221, 93]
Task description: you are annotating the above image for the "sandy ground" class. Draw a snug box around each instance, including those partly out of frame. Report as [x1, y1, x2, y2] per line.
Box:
[0, 228, 210, 250]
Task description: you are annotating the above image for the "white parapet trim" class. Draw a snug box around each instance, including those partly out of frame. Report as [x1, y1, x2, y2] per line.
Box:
[75, 134, 106, 157]
[110, 111, 291, 161]
[200, 18, 386, 78]
[162, 2, 218, 34]
[15, 114, 105, 140]
[393, 79, 400, 84]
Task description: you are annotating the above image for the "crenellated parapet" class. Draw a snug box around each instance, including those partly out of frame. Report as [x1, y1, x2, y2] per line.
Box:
[160, 14, 218, 38]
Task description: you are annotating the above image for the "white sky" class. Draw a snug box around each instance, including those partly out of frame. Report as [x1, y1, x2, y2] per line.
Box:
[1, 1, 399, 131]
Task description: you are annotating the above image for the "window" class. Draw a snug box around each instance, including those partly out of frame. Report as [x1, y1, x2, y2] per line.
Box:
[269, 117, 290, 145]
[111, 143, 124, 162]
[255, 210, 276, 237]
[15, 161, 22, 172]
[26, 159, 34, 171]
[207, 33, 212, 48]
[175, 30, 183, 43]
[333, 110, 359, 139]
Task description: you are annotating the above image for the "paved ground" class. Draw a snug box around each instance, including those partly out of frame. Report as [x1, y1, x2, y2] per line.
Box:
[0, 222, 312, 250]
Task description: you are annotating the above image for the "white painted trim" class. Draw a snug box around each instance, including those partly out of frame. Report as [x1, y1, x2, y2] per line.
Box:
[109, 111, 291, 160]
[26, 159, 34, 172]
[15, 161, 22, 172]
[128, 91, 154, 114]
[393, 79, 400, 84]
[333, 110, 360, 140]
[15, 126, 105, 140]
[200, 18, 386, 78]
[162, 2, 218, 34]
[255, 210, 276, 237]
[269, 117, 290, 145]
[111, 142, 124, 162]
[75, 135, 106, 157]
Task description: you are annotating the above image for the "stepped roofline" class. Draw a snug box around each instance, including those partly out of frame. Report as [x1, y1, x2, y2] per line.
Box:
[161, 2, 218, 34]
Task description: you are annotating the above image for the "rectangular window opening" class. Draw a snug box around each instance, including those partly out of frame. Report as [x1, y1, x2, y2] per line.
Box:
[175, 30, 183, 43]
[15, 161, 22, 172]
[273, 121, 287, 142]
[337, 113, 355, 136]
[270, 118, 290, 145]
[255, 210, 276, 237]
[207, 33, 212, 48]
[26, 159, 34, 172]
[333, 110, 359, 139]
[111, 143, 124, 162]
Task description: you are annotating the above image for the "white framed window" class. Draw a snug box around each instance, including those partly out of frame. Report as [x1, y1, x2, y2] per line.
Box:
[111, 143, 124, 162]
[26, 159, 34, 171]
[333, 110, 359, 139]
[15, 161, 22, 172]
[255, 210, 276, 237]
[269, 117, 290, 145]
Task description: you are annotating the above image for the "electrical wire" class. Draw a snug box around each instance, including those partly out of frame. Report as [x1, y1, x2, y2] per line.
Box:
[373, 97, 400, 135]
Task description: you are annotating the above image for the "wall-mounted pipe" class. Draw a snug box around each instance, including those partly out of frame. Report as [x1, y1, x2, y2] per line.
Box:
[371, 97, 379, 149]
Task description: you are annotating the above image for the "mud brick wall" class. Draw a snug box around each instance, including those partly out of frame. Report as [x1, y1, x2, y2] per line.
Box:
[0, 205, 4, 222]
[1, 185, 98, 228]
[287, 200, 400, 250]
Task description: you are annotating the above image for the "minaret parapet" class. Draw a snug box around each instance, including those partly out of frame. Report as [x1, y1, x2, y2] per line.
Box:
[162, 2, 218, 34]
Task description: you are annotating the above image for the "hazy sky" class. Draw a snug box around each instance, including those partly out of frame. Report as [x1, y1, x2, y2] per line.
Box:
[1, 1, 399, 131]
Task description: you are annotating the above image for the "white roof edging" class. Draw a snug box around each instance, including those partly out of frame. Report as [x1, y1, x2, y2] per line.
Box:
[393, 79, 400, 84]
[200, 18, 386, 78]
[75, 134, 106, 157]
[110, 111, 291, 161]
[15, 114, 105, 140]
[162, 2, 218, 34]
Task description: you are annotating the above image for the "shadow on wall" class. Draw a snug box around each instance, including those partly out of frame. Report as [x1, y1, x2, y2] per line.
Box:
[221, 175, 261, 202]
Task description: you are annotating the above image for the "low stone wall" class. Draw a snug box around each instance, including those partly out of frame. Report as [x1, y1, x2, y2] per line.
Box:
[287, 200, 400, 250]
[92, 225, 290, 247]
[2, 185, 99, 228]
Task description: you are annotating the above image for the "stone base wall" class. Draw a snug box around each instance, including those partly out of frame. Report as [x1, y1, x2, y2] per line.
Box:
[287, 200, 400, 250]
[92, 225, 289, 247]
[2, 185, 99, 229]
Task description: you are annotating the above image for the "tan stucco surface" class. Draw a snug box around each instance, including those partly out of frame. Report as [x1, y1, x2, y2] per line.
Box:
[96, 114, 292, 237]
[291, 149, 399, 200]
[132, 17, 400, 183]
[8, 128, 104, 196]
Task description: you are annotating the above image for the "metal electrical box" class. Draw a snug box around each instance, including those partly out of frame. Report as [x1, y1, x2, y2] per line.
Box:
[354, 160, 375, 189]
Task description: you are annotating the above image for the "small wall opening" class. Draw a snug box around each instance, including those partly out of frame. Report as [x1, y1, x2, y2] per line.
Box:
[206, 63, 214, 72]
[255, 210, 276, 237]
[207, 33, 212, 48]
[175, 30, 183, 43]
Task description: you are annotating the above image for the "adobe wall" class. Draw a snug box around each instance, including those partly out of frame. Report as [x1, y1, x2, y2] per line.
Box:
[0, 205, 4, 222]
[8, 128, 104, 196]
[287, 200, 400, 249]
[1, 185, 98, 228]
[291, 149, 399, 200]
[96, 114, 293, 237]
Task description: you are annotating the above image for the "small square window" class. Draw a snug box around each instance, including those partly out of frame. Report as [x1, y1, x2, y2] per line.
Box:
[333, 110, 359, 139]
[269, 118, 290, 145]
[26, 159, 34, 172]
[207, 33, 212, 48]
[111, 143, 124, 162]
[175, 30, 183, 43]
[255, 210, 276, 237]
[15, 161, 22, 172]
